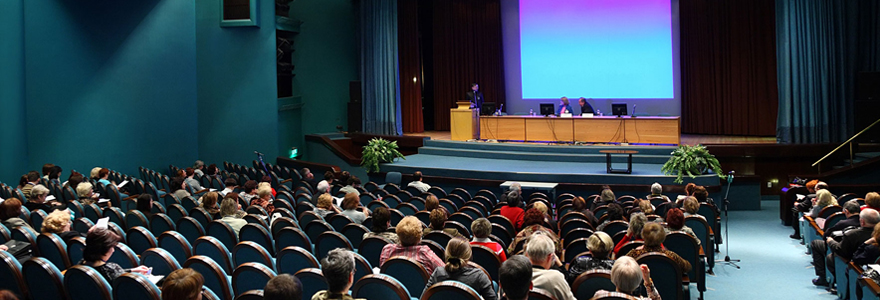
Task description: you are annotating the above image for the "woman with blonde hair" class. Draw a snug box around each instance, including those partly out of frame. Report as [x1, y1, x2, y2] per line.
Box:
[567, 231, 614, 283]
[422, 237, 496, 300]
[808, 189, 837, 218]
[42, 209, 86, 243]
[200, 191, 221, 219]
[251, 185, 275, 215]
[314, 193, 340, 218]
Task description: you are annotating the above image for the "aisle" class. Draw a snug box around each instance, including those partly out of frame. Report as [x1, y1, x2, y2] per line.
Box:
[705, 200, 837, 299]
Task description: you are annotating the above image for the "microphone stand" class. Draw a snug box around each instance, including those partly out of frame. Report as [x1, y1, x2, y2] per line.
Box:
[255, 151, 271, 177]
[716, 171, 740, 268]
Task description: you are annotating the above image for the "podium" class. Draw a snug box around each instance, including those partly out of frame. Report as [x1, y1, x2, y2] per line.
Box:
[450, 101, 479, 141]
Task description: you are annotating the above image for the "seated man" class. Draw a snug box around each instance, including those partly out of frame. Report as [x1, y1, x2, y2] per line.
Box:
[380, 216, 444, 274]
[313, 248, 364, 300]
[499, 255, 532, 300]
[811, 200, 861, 286]
[407, 171, 430, 194]
[526, 232, 574, 300]
[265, 274, 303, 300]
[824, 208, 879, 290]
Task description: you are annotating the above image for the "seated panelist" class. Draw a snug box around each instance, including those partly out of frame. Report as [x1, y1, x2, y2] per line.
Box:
[557, 97, 573, 115]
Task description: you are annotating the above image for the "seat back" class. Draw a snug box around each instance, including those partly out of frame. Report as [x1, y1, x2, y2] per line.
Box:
[684, 216, 713, 265]
[108, 243, 140, 269]
[600, 220, 629, 236]
[125, 210, 150, 231]
[193, 236, 234, 274]
[184, 256, 234, 300]
[470, 244, 501, 282]
[127, 226, 158, 255]
[12, 226, 38, 254]
[571, 269, 615, 300]
[314, 231, 354, 260]
[635, 252, 684, 300]
[664, 232, 705, 293]
[270, 217, 298, 236]
[232, 241, 275, 271]
[352, 274, 413, 300]
[103, 207, 126, 229]
[819, 205, 843, 219]
[274, 227, 312, 253]
[29, 210, 48, 232]
[379, 256, 430, 297]
[294, 268, 327, 299]
[329, 214, 354, 231]
[166, 204, 188, 222]
[22, 257, 68, 300]
[190, 207, 214, 229]
[304, 220, 333, 243]
[421, 281, 482, 300]
[564, 238, 589, 263]
[63, 265, 112, 300]
[276, 246, 320, 275]
[232, 262, 277, 297]
[424, 231, 454, 248]
[176, 216, 206, 245]
[112, 273, 162, 300]
[67, 237, 86, 266]
[240, 223, 275, 255]
[157, 231, 193, 265]
[149, 213, 176, 236]
[616, 241, 644, 258]
[360, 236, 392, 267]
[37, 233, 71, 270]
[341, 223, 369, 249]
[207, 220, 239, 251]
[0, 251, 27, 300]
[84, 204, 103, 223]
[140, 248, 181, 276]
[824, 212, 846, 231]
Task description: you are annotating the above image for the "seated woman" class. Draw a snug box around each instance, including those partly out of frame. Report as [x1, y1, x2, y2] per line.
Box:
[219, 198, 247, 235]
[625, 222, 692, 272]
[258, 179, 276, 198]
[500, 191, 525, 230]
[665, 208, 700, 246]
[423, 208, 463, 238]
[251, 185, 275, 215]
[570, 196, 599, 228]
[380, 216, 445, 274]
[591, 256, 660, 300]
[171, 177, 191, 200]
[532, 202, 557, 232]
[424, 194, 440, 212]
[161, 268, 204, 300]
[25, 184, 64, 213]
[238, 180, 258, 204]
[340, 192, 369, 224]
[77, 182, 99, 205]
[42, 209, 86, 243]
[682, 196, 706, 221]
[97, 168, 128, 198]
[339, 176, 360, 197]
[136, 194, 154, 220]
[470, 217, 507, 262]
[596, 203, 626, 232]
[612, 212, 648, 257]
[363, 207, 399, 244]
[567, 231, 614, 284]
[314, 193, 339, 219]
[423, 238, 497, 300]
[509, 208, 561, 257]
[0, 198, 31, 230]
[808, 189, 838, 218]
[199, 192, 221, 220]
[80, 228, 150, 282]
[592, 187, 616, 211]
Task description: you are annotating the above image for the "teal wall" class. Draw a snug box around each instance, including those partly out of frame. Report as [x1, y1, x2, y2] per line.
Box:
[0, 0, 27, 183]
[196, 0, 280, 165]
[20, 0, 199, 179]
[290, 0, 359, 142]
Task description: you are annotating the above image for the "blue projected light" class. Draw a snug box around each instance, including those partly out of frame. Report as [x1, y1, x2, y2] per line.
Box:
[520, 0, 674, 99]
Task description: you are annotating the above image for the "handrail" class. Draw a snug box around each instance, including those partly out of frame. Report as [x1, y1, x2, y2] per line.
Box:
[812, 118, 880, 169]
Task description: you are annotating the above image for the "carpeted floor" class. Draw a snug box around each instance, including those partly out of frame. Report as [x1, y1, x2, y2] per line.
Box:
[705, 199, 837, 299]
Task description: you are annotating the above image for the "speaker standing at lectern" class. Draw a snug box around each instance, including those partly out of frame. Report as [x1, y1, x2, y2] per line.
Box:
[467, 83, 484, 109]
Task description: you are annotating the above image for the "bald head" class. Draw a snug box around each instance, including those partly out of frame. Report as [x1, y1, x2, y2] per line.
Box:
[860, 208, 880, 228]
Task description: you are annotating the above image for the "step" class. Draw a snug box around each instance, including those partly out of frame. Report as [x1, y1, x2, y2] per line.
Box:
[417, 147, 671, 164]
[422, 140, 677, 156]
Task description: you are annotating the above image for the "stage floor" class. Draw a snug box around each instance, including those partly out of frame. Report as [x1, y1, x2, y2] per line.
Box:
[406, 131, 777, 145]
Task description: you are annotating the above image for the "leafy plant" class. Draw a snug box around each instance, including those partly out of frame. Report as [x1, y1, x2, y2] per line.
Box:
[361, 138, 406, 173]
[661, 144, 726, 183]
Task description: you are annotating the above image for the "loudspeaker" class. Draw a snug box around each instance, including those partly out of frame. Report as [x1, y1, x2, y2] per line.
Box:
[348, 102, 362, 133]
[349, 81, 362, 103]
[857, 72, 880, 101]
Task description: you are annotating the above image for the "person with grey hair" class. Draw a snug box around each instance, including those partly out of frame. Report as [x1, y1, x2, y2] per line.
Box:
[591, 256, 660, 300]
[810, 199, 862, 286]
[646, 182, 670, 202]
[311, 180, 332, 206]
[592, 187, 616, 211]
[312, 248, 363, 300]
[526, 232, 574, 300]
[612, 212, 648, 256]
[500, 183, 523, 207]
[25, 184, 63, 213]
[567, 231, 614, 283]
[193, 160, 205, 176]
[499, 255, 532, 300]
[820, 208, 880, 288]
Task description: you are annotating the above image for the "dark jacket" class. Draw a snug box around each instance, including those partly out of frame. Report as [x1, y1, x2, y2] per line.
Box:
[829, 226, 874, 260]
[823, 215, 860, 238]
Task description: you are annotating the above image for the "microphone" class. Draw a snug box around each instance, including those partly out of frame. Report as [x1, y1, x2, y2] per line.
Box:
[631, 104, 637, 116]
[254, 151, 264, 156]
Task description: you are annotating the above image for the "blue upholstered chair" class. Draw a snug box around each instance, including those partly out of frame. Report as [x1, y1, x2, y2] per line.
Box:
[571, 269, 615, 300]
[352, 274, 415, 300]
[112, 273, 162, 300]
[141, 248, 181, 276]
[108, 243, 140, 269]
[232, 262, 276, 296]
[294, 268, 327, 300]
[314, 231, 354, 261]
[193, 236, 234, 274]
[359, 236, 392, 267]
[341, 223, 369, 250]
[63, 265, 112, 300]
[127, 226, 158, 256]
[380, 256, 430, 298]
[176, 216, 205, 245]
[125, 210, 150, 231]
[207, 220, 239, 251]
[0, 251, 27, 300]
[37, 233, 71, 270]
[22, 257, 66, 300]
[635, 252, 687, 300]
[184, 256, 234, 300]
[274, 227, 312, 254]
[239, 224, 275, 256]
[421, 281, 482, 300]
[232, 241, 275, 272]
[276, 246, 320, 275]
[149, 213, 176, 236]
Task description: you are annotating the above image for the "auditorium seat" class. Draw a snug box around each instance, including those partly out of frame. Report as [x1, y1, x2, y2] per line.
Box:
[140, 248, 181, 276]
[276, 246, 320, 275]
[207, 220, 239, 251]
[22, 257, 66, 300]
[109, 243, 140, 269]
[274, 227, 313, 254]
[239, 224, 275, 256]
[176, 216, 206, 245]
[572, 269, 615, 300]
[270, 217, 298, 236]
[380, 256, 430, 298]
[664, 232, 706, 299]
[359, 236, 392, 269]
[37, 233, 71, 270]
[184, 256, 234, 300]
[314, 231, 354, 261]
[470, 244, 501, 282]
[232, 262, 276, 297]
[63, 265, 112, 300]
[635, 252, 687, 300]
[12, 226, 38, 255]
[294, 268, 327, 299]
[232, 241, 276, 272]
[112, 273, 162, 300]
[29, 210, 47, 233]
[166, 204, 188, 222]
[340, 223, 369, 249]
[127, 226, 158, 255]
[193, 236, 234, 274]
[421, 281, 482, 300]
[149, 213, 175, 236]
[0, 251, 28, 299]
[235, 290, 264, 300]
[564, 237, 589, 263]
[352, 274, 416, 300]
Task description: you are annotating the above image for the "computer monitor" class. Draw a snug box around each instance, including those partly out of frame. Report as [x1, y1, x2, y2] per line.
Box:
[481, 103, 496, 116]
[539, 103, 555, 116]
[611, 103, 627, 116]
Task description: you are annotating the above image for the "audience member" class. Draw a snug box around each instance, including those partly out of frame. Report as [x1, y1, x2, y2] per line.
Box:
[363, 207, 399, 244]
[526, 232, 574, 300]
[47, 165, 62, 183]
[313, 248, 364, 300]
[380, 216, 444, 274]
[239, 180, 258, 204]
[264, 273, 303, 300]
[312, 181, 331, 206]
[591, 256, 660, 300]
[677, 182, 697, 202]
[570, 196, 599, 228]
[136, 194, 154, 219]
[596, 203, 626, 231]
[252, 184, 276, 214]
[646, 182, 669, 202]
[89, 167, 102, 181]
[625, 222, 691, 272]
[532, 202, 557, 232]
[500, 191, 525, 230]
[407, 171, 430, 194]
[25, 184, 63, 213]
[15, 175, 27, 191]
[424, 194, 440, 212]
[42, 163, 55, 180]
[808, 189, 837, 218]
[499, 255, 532, 300]
[219, 178, 237, 197]
[315, 194, 339, 218]
[171, 177, 191, 200]
[592, 187, 616, 211]
[613, 212, 648, 256]
[809, 199, 862, 285]
[300, 168, 318, 192]
[192, 160, 206, 177]
[76, 182, 98, 205]
[220, 198, 247, 235]
[259, 177, 277, 197]
[864, 192, 880, 211]
[340, 192, 369, 224]
[853, 223, 880, 266]
[161, 268, 204, 300]
[339, 176, 360, 196]
[470, 217, 507, 262]
[500, 183, 522, 206]
[41, 209, 86, 243]
[424, 208, 463, 238]
[321, 171, 336, 188]
[682, 197, 704, 221]
[823, 208, 880, 287]
[66, 171, 84, 190]
[200, 192, 221, 219]
[423, 237, 496, 300]
[20, 171, 40, 199]
[80, 228, 150, 282]
[184, 168, 205, 192]
[510, 208, 561, 256]
[665, 208, 699, 246]
[567, 231, 614, 284]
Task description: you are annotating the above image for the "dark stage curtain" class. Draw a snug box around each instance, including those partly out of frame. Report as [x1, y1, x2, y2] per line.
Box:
[775, 0, 880, 144]
[360, 0, 402, 136]
[680, 0, 779, 136]
[398, 0, 423, 133]
[430, 0, 506, 131]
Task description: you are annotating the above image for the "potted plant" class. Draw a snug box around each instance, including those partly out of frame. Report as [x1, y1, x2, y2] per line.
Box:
[661, 144, 726, 183]
[361, 138, 406, 173]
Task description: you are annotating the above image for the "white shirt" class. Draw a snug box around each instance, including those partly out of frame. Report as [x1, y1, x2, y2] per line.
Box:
[408, 181, 430, 193]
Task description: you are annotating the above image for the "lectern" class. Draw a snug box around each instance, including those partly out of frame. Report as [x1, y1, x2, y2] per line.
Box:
[451, 101, 479, 141]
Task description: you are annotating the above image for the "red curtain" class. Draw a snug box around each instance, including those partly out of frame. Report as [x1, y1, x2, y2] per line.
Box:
[430, 0, 506, 131]
[398, 0, 423, 133]
[680, 0, 779, 136]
